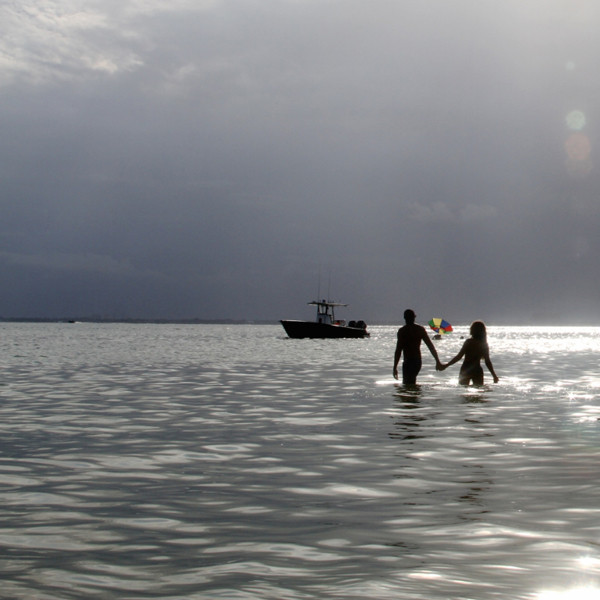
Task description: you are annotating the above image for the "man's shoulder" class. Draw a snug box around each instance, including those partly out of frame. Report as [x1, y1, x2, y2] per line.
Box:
[398, 323, 426, 336]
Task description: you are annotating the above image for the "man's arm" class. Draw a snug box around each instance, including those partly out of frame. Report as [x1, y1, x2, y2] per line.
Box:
[422, 330, 443, 370]
[393, 332, 403, 379]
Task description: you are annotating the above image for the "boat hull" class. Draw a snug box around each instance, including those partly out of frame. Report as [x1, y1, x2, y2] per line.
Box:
[280, 320, 369, 339]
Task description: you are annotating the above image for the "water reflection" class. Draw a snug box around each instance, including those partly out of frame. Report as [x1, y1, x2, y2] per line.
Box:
[389, 381, 498, 532]
[389, 385, 426, 442]
[461, 389, 489, 404]
[457, 465, 492, 515]
[392, 383, 423, 404]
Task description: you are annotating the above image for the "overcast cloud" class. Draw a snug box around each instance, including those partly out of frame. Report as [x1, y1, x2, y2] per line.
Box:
[1, 0, 599, 323]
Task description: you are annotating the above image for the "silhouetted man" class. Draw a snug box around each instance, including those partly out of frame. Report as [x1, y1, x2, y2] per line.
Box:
[393, 309, 442, 384]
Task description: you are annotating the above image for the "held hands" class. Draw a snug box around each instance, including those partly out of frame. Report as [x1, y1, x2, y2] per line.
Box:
[436, 361, 447, 371]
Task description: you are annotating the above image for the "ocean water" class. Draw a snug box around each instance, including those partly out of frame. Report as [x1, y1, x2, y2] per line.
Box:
[1, 323, 600, 599]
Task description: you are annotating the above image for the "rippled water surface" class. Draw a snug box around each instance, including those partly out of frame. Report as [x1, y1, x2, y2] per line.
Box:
[2, 323, 600, 599]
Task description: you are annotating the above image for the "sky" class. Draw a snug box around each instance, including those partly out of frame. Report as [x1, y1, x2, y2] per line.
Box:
[1, 0, 600, 324]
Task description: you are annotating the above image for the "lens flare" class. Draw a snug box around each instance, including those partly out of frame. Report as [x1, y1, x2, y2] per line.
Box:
[564, 110, 592, 178]
[566, 156, 593, 178]
[565, 133, 591, 161]
[567, 110, 586, 131]
[565, 131, 592, 178]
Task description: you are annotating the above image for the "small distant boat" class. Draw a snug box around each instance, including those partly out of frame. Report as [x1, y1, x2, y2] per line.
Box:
[281, 299, 370, 339]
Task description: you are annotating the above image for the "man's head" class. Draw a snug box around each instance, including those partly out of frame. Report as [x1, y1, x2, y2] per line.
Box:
[404, 309, 416, 324]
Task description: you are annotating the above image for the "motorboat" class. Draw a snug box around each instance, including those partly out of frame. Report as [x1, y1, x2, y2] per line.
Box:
[280, 299, 369, 339]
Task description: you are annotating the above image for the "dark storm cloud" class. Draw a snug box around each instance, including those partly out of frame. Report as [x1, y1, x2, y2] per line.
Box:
[1, 0, 600, 321]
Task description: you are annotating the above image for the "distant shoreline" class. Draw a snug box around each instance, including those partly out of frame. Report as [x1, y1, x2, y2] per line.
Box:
[0, 318, 279, 325]
[0, 318, 595, 327]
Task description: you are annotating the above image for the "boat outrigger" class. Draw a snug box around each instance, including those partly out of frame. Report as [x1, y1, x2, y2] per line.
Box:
[280, 299, 370, 339]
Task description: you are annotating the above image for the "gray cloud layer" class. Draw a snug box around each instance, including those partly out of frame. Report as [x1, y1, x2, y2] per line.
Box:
[1, 1, 599, 322]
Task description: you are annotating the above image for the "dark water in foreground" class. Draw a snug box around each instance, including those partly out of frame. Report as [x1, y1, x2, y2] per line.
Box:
[1, 323, 600, 599]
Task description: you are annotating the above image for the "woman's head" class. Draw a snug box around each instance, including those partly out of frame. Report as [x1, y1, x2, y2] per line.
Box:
[470, 321, 487, 341]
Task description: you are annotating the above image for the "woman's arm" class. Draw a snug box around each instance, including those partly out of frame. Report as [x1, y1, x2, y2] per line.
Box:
[441, 343, 466, 370]
[483, 346, 499, 383]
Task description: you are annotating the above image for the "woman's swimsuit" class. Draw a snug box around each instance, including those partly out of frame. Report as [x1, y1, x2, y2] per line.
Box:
[459, 363, 483, 384]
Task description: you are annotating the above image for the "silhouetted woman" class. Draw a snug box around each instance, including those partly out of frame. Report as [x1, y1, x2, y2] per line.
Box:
[442, 321, 499, 385]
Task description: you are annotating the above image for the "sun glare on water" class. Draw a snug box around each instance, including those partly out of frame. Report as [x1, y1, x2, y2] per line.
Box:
[536, 556, 600, 599]
[537, 589, 600, 600]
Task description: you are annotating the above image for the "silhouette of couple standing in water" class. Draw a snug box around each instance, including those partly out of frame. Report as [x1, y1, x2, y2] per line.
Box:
[393, 309, 499, 386]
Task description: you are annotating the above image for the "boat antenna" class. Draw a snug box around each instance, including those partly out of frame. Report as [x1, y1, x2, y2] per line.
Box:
[317, 265, 321, 300]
